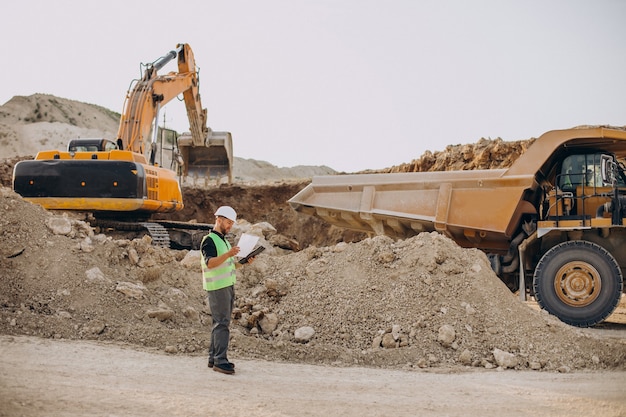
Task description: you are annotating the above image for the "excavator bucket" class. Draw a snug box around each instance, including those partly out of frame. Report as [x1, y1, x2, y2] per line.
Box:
[177, 131, 233, 183]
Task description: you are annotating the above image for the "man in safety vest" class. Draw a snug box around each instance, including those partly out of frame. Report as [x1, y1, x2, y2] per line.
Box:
[201, 205, 254, 375]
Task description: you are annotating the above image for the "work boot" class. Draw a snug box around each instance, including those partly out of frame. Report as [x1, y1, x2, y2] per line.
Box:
[208, 359, 235, 369]
[213, 362, 235, 375]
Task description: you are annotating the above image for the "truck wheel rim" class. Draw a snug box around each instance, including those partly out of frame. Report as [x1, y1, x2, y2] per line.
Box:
[554, 261, 601, 307]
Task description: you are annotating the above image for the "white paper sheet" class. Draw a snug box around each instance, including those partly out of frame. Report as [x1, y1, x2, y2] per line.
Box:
[236, 233, 259, 258]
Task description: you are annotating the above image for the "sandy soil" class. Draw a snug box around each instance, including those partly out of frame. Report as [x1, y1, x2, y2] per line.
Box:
[1, 335, 624, 417]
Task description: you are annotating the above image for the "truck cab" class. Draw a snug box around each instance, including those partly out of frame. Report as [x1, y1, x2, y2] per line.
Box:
[546, 152, 626, 222]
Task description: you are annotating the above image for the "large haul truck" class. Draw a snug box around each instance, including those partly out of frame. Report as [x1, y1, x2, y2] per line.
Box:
[289, 126, 626, 327]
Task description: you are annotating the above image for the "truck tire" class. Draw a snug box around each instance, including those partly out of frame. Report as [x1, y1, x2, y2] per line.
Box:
[533, 240, 623, 327]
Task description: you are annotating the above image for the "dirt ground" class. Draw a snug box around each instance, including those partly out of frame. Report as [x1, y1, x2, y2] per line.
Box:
[1, 335, 625, 417]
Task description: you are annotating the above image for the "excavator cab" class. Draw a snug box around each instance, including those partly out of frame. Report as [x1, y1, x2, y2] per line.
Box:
[67, 138, 119, 153]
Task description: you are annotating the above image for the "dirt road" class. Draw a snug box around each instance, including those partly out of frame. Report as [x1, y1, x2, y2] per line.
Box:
[1, 335, 624, 417]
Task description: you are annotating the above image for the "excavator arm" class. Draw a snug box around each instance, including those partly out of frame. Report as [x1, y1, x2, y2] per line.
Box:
[116, 43, 233, 183]
[116, 44, 207, 156]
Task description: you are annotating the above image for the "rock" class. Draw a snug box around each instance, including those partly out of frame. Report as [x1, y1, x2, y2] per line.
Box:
[437, 324, 456, 347]
[182, 306, 199, 321]
[259, 312, 279, 335]
[147, 307, 174, 322]
[246, 311, 264, 329]
[180, 250, 202, 270]
[269, 234, 299, 251]
[264, 279, 279, 297]
[391, 324, 402, 341]
[164, 287, 187, 299]
[332, 242, 348, 252]
[294, 326, 315, 343]
[82, 321, 106, 335]
[79, 237, 95, 252]
[72, 219, 95, 238]
[115, 281, 146, 299]
[46, 216, 72, 235]
[461, 301, 476, 315]
[57, 311, 72, 319]
[91, 233, 108, 244]
[85, 267, 110, 283]
[371, 335, 383, 349]
[128, 248, 140, 265]
[459, 349, 473, 365]
[381, 332, 397, 348]
[251, 221, 277, 238]
[493, 348, 518, 369]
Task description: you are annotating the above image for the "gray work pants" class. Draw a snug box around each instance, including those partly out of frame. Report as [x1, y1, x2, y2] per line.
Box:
[207, 285, 235, 365]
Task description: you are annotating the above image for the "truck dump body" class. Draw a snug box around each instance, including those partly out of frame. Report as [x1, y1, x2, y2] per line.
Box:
[289, 127, 626, 246]
[289, 169, 536, 253]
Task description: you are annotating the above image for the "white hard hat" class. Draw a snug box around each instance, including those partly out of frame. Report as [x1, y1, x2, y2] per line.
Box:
[215, 206, 237, 221]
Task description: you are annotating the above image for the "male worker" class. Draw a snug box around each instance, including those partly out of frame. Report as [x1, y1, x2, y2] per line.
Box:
[200, 205, 254, 375]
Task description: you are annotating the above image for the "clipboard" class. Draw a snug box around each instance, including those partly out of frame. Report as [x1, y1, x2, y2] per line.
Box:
[238, 246, 265, 264]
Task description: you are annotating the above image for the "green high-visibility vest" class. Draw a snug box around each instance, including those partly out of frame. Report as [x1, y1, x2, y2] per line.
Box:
[200, 233, 236, 291]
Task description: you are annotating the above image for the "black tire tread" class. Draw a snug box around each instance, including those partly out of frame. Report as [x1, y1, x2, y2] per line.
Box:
[533, 240, 623, 327]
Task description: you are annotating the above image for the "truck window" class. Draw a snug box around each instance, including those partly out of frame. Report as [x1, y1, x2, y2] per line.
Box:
[559, 154, 609, 191]
[585, 154, 603, 187]
[559, 155, 585, 190]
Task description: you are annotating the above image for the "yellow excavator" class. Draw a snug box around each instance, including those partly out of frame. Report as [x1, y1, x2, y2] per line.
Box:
[12, 44, 232, 247]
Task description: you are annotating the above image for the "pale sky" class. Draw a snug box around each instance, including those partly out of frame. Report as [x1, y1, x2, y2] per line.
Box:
[1, 0, 625, 172]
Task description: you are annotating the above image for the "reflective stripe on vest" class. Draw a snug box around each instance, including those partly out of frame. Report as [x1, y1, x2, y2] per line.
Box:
[201, 233, 236, 291]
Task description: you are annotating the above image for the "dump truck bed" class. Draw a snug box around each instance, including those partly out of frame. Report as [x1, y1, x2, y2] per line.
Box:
[289, 169, 537, 253]
[289, 127, 626, 253]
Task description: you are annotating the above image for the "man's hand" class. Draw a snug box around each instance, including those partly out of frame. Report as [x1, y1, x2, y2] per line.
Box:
[228, 246, 240, 257]
[207, 246, 240, 269]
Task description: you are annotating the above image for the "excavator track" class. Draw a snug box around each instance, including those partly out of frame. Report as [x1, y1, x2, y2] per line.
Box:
[91, 219, 171, 248]
[90, 218, 214, 249]
[139, 222, 171, 248]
